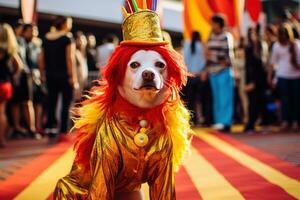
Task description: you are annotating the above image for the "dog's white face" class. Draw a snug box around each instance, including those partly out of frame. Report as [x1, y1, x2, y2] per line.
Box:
[118, 50, 170, 108]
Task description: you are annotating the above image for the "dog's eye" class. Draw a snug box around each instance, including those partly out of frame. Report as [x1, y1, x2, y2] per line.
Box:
[130, 62, 140, 69]
[155, 61, 166, 69]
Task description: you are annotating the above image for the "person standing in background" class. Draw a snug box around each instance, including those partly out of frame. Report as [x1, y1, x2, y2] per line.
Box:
[22, 23, 44, 138]
[183, 31, 209, 126]
[206, 14, 235, 132]
[86, 33, 97, 72]
[0, 23, 23, 147]
[39, 16, 78, 138]
[11, 21, 36, 138]
[14, 21, 26, 61]
[23, 24, 44, 137]
[96, 34, 118, 71]
[244, 27, 269, 133]
[234, 37, 248, 124]
[264, 24, 278, 52]
[269, 23, 300, 131]
[261, 25, 279, 126]
[74, 31, 88, 100]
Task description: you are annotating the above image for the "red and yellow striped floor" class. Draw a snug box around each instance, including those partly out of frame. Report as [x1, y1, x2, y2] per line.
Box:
[0, 129, 300, 200]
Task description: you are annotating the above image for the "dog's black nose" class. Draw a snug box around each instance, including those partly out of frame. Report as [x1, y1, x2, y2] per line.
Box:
[142, 70, 155, 81]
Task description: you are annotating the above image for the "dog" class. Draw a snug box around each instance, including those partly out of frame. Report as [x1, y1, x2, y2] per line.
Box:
[54, 42, 191, 200]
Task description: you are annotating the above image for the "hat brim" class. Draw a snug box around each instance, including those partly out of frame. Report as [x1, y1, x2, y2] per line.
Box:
[120, 41, 169, 46]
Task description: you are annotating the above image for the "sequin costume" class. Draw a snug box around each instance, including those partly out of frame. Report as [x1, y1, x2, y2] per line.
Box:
[55, 95, 191, 199]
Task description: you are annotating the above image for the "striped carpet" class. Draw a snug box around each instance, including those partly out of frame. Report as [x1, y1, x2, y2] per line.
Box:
[0, 129, 300, 200]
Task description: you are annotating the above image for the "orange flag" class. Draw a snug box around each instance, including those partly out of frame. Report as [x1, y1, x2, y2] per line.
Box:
[183, 0, 245, 40]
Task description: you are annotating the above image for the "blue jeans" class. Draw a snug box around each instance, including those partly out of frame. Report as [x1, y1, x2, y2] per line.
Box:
[277, 77, 300, 123]
[209, 68, 234, 126]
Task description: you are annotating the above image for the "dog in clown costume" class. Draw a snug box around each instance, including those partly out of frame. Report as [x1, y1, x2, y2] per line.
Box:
[54, 2, 192, 200]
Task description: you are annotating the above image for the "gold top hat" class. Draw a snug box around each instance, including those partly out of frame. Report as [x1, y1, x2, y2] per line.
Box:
[121, 0, 168, 46]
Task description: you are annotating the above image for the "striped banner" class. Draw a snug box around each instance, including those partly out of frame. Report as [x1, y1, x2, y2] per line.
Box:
[0, 129, 300, 200]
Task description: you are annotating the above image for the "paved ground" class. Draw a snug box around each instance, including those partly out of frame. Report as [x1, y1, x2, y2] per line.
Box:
[0, 138, 53, 181]
[232, 132, 300, 167]
[0, 128, 299, 182]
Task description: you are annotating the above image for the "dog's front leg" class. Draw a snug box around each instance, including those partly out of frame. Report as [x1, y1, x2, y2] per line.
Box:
[148, 154, 176, 200]
[87, 131, 120, 200]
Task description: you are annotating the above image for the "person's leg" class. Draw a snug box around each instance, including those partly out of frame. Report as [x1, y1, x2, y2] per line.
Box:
[198, 79, 205, 124]
[190, 77, 201, 125]
[185, 78, 193, 116]
[199, 78, 212, 125]
[206, 80, 213, 125]
[24, 73, 36, 133]
[277, 78, 290, 126]
[22, 100, 36, 133]
[239, 67, 249, 123]
[260, 91, 270, 126]
[11, 102, 27, 136]
[216, 68, 234, 127]
[238, 81, 249, 123]
[233, 86, 240, 123]
[11, 103, 20, 130]
[60, 81, 73, 133]
[46, 80, 59, 131]
[34, 103, 43, 130]
[245, 93, 253, 131]
[182, 77, 198, 124]
[209, 73, 219, 125]
[0, 102, 7, 147]
[245, 92, 258, 131]
[290, 78, 300, 128]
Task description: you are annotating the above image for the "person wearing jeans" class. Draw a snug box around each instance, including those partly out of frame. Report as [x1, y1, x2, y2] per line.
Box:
[206, 15, 235, 132]
[269, 23, 300, 131]
[277, 78, 300, 129]
[209, 68, 234, 128]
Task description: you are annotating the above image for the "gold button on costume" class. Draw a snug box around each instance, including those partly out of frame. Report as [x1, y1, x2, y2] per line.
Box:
[134, 129, 149, 147]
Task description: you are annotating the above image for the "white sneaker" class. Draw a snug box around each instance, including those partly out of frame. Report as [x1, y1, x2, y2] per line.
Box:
[212, 124, 225, 130]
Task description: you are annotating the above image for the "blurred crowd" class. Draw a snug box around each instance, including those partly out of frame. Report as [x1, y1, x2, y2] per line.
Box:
[0, 16, 119, 147]
[182, 13, 300, 133]
[1, 12, 300, 148]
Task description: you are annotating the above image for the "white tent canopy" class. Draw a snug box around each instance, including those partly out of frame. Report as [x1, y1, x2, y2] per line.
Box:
[0, 0, 183, 32]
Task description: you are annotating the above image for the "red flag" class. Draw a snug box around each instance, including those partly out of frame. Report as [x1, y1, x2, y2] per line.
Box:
[207, 0, 236, 27]
[245, 0, 261, 22]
